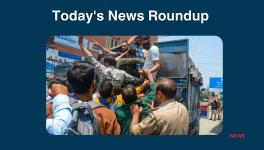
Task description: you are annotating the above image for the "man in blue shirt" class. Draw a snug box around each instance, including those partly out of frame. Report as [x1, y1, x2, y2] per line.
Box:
[46, 77, 72, 135]
[127, 36, 145, 70]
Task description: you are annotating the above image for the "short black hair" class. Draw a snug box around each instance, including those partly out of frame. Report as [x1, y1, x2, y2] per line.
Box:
[122, 84, 137, 104]
[156, 78, 177, 99]
[67, 62, 95, 94]
[47, 75, 68, 89]
[98, 80, 113, 99]
[103, 55, 116, 67]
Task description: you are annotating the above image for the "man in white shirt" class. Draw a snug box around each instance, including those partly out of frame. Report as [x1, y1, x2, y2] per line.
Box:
[141, 36, 161, 79]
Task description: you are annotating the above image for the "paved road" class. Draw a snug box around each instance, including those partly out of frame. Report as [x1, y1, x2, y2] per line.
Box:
[199, 118, 223, 135]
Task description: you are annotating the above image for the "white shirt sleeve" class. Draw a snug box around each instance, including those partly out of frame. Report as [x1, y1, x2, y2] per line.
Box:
[46, 94, 72, 135]
[150, 46, 159, 61]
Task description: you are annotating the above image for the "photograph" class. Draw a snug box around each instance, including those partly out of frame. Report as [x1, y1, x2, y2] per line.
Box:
[46, 35, 223, 135]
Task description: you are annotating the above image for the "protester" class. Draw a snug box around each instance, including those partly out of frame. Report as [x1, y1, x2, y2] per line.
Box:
[94, 40, 129, 57]
[141, 36, 161, 79]
[46, 77, 72, 135]
[93, 78, 149, 109]
[93, 40, 137, 61]
[66, 62, 120, 135]
[114, 36, 146, 77]
[79, 36, 143, 94]
[94, 36, 145, 77]
[115, 69, 156, 135]
[116, 37, 145, 77]
[127, 36, 145, 69]
[93, 80, 115, 111]
[116, 58, 144, 78]
[130, 78, 189, 135]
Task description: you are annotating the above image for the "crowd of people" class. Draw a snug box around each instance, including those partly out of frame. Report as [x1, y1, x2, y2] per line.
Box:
[46, 36, 189, 135]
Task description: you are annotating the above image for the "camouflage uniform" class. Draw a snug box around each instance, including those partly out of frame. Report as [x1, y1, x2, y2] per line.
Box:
[85, 55, 142, 93]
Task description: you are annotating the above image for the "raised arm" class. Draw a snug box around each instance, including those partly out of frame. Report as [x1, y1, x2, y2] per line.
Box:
[115, 50, 129, 61]
[123, 68, 144, 86]
[149, 60, 161, 73]
[127, 36, 138, 45]
[78, 36, 93, 57]
[144, 69, 154, 82]
[139, 69, 155, 104]
[93, 39, 117, 56]
[139, 69, 154, 82]
[78, 36, 106, 75]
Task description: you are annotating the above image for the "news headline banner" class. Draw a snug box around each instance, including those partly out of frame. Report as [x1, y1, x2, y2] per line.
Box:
[52, 10, 209, 24]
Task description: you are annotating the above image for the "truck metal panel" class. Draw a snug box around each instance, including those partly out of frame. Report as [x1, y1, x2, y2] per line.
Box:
[157, 39, 203, 135]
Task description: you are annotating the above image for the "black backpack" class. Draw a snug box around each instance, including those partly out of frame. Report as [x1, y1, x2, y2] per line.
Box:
[65, 97, 101, 135]
[212, 100, 218, 110]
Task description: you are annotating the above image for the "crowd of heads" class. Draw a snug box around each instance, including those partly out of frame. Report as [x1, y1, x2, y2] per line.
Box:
[47, 36, 179, 106]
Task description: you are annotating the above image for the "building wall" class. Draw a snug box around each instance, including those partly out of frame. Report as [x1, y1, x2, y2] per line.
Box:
[49, 36, 157, 57]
